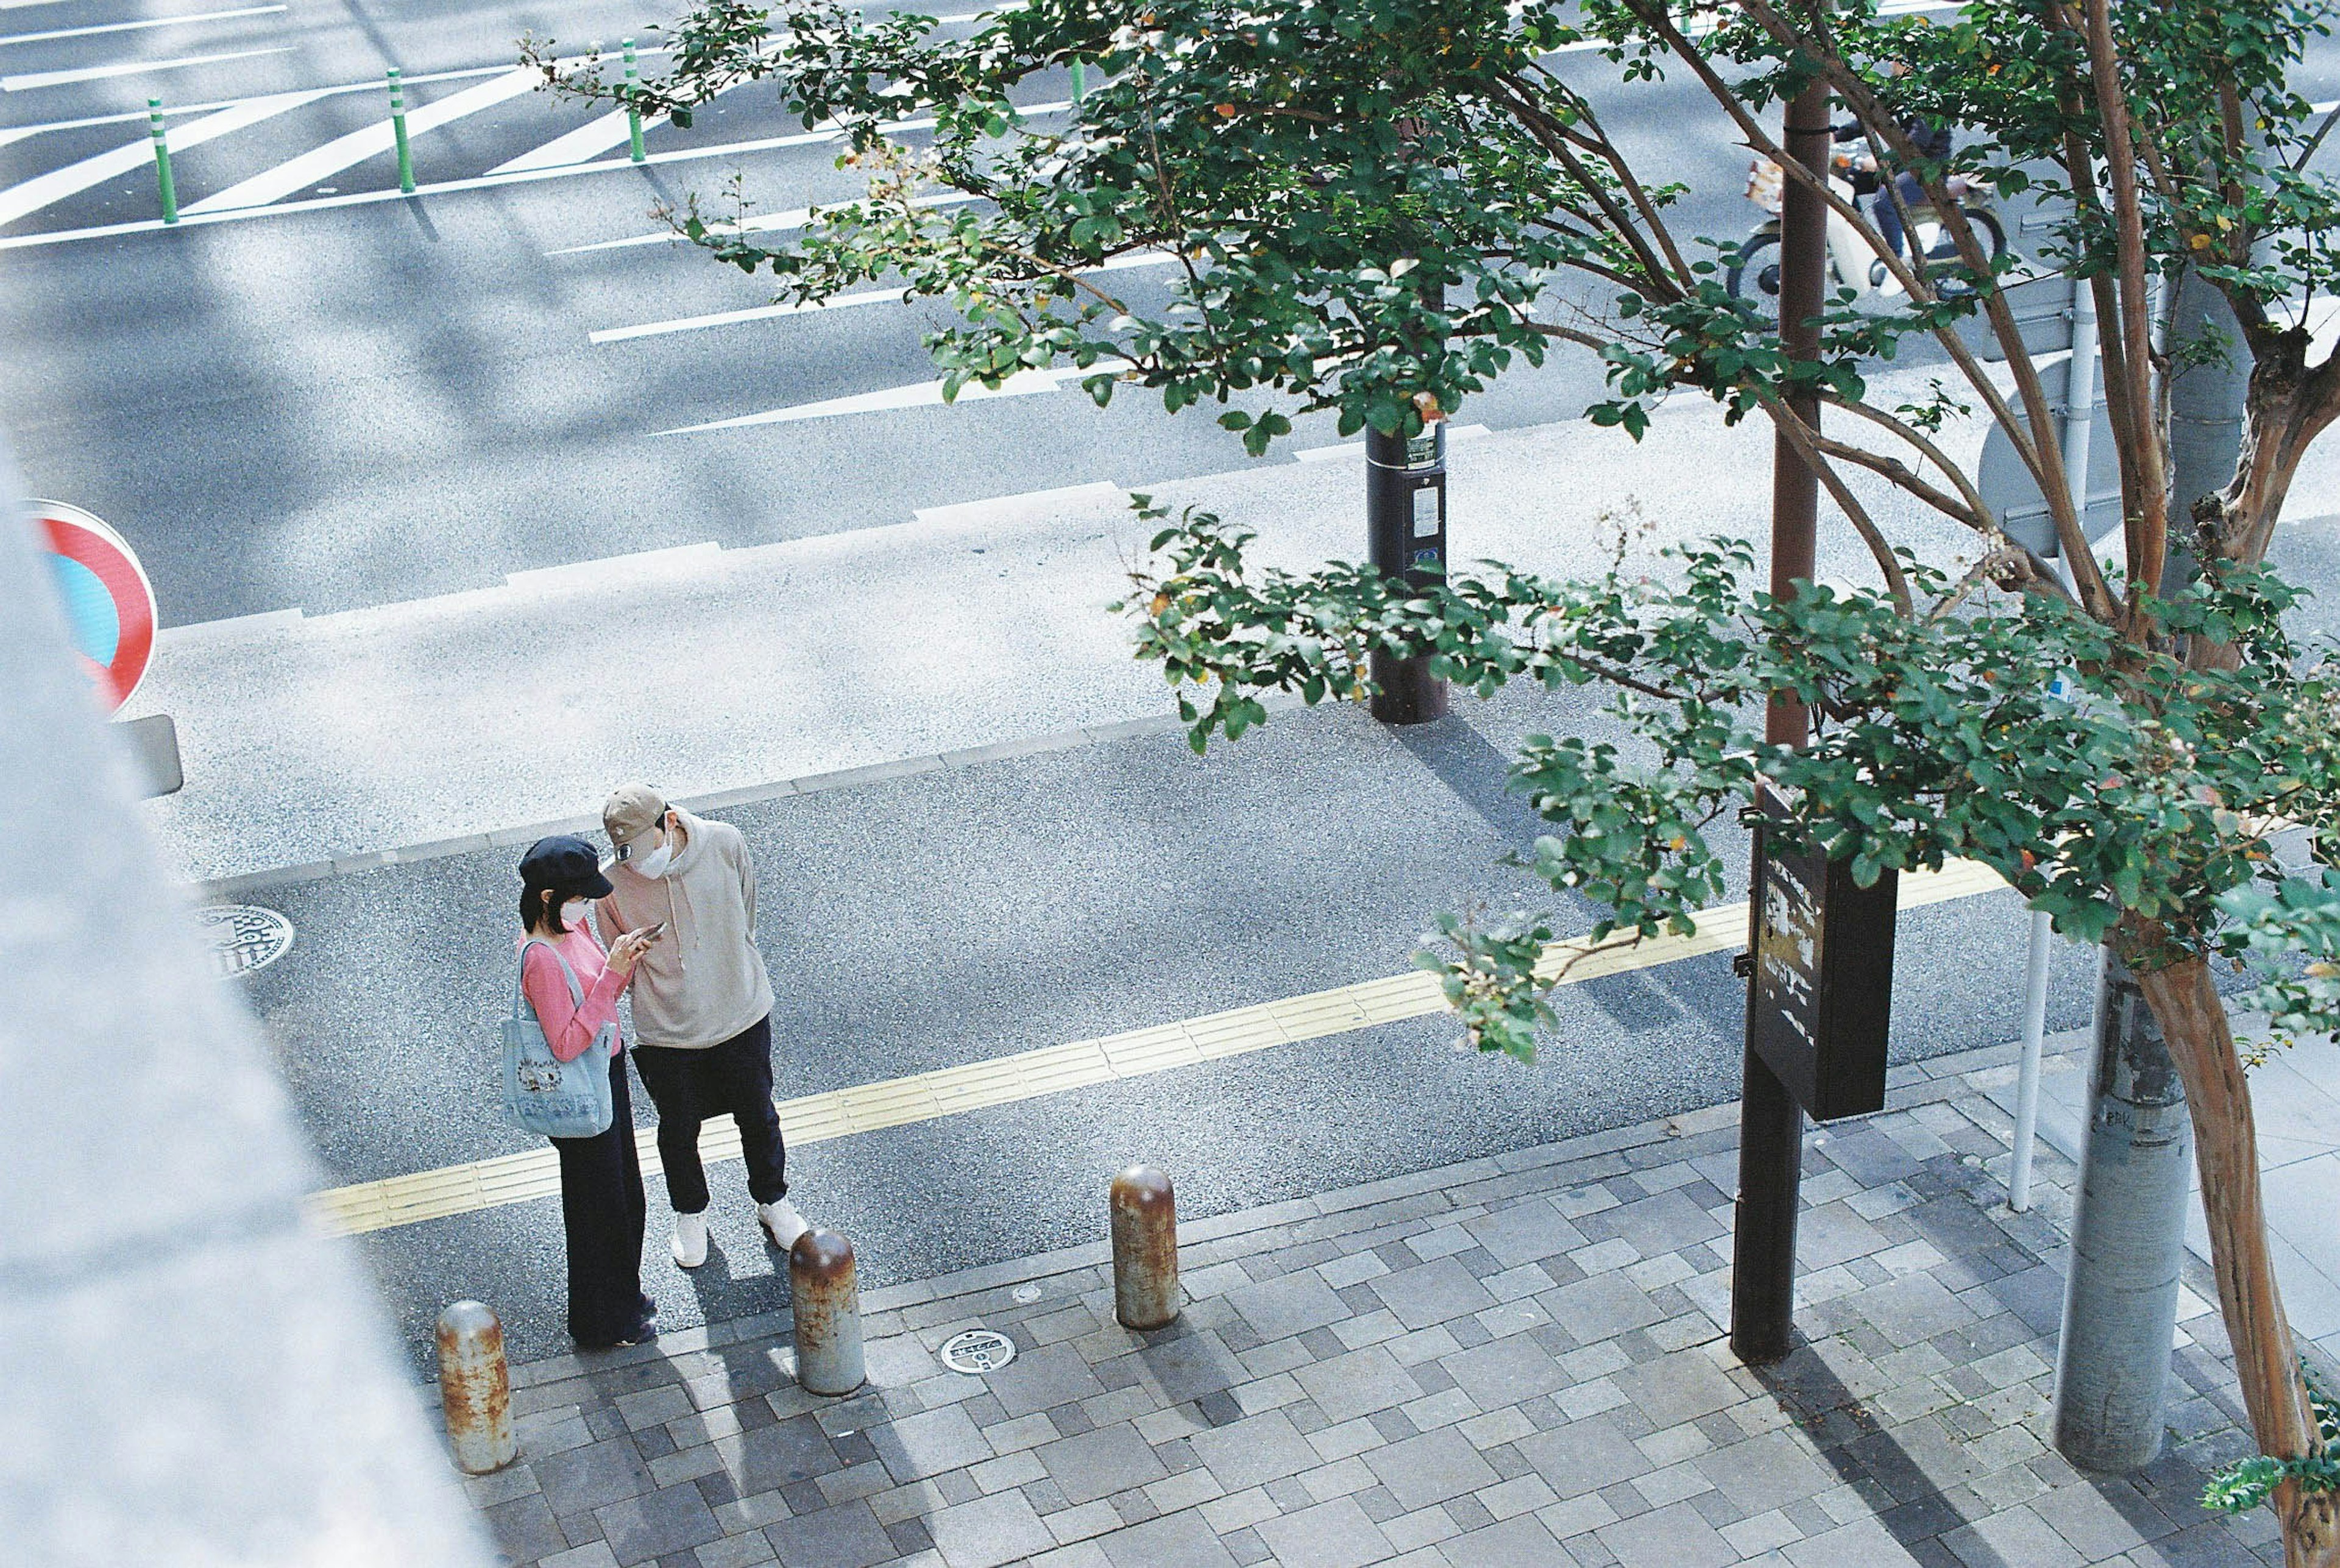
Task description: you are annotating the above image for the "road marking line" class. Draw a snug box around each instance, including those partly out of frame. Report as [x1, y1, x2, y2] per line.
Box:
[0, 102, 1068, 246]
[655, 364, 1090, 433]
[303, 859, 2009, 1236]
[2, 42, 284, 89]
[594, 250, 1175, 344]
[0, 86, 328, 227]
[547, 192, 978, 255]
[0, 3, 283, 46]
[183, 66, 544, 212]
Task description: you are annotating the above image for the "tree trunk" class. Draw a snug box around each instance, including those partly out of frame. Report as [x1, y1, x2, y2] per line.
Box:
[2135, 955, 2340, 1564]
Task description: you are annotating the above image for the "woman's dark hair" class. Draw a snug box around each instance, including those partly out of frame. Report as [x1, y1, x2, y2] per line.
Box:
[520, 876, 585, 935]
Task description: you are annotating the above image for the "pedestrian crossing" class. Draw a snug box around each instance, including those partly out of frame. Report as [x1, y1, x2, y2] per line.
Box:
[0, 2, 1040, 237]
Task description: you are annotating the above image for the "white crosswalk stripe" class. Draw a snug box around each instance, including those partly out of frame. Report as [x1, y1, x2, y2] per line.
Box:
[182, 66, 542, 212]
[488, 102, 670, 174]
[0, 85, 329, 225]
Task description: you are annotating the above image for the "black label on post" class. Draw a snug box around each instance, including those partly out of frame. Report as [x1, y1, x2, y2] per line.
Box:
[1747, 797, 1898, 1121]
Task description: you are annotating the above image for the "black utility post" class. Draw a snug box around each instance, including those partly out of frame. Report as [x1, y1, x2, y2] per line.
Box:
[1730, 74, 1832, 1367]
[1366, 415, 1451, 723]
[1367, 119, 1452, 728]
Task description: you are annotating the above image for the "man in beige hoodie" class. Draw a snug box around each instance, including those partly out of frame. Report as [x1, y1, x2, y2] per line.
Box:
[598, 783, 809, 1268]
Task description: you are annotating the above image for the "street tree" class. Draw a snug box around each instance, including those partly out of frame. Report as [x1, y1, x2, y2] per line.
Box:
[534, 0, 2340, 1554]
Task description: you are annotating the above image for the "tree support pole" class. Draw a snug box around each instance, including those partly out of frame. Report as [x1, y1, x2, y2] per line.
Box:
[2048, 265, 2243, 1470]
[2052, 952, 2191, 1470]
[1731, 73, 1829, 1367]
[2164, 265, 2247, 591]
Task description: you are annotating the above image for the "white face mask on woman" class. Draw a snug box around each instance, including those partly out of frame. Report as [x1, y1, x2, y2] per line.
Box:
[560, 898, 595, 932]
[632, 833, 674, 880]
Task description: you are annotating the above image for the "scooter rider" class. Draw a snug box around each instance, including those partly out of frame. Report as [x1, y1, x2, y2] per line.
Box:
[1832, 59, 1953, 269]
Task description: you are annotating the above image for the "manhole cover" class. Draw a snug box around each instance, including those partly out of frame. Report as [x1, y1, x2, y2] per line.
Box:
[938, 1329, 1017, 1375]
[198, 904, 295, 977]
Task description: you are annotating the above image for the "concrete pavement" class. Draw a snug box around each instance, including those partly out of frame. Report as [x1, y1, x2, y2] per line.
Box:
[450, 1038, 2281, 1568]
[1994, 1016, 2340, 1373]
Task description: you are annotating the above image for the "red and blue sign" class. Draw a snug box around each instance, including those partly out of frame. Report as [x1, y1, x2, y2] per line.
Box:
[35, 500, 156, 712]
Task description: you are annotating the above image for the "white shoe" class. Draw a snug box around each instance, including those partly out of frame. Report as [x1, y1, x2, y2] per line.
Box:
[759, 1199, 810, 1250]
[670, 1211, 709, 1269]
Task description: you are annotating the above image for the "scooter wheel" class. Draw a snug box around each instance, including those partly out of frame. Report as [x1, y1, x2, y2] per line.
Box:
[1726, 233, 1783, 302]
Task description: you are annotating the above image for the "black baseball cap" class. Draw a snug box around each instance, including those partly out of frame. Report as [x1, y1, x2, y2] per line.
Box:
[519, 835, 615, 898]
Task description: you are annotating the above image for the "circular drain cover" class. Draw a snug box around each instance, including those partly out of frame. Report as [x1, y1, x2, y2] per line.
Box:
[938, 1329, 1018, 1375]
[198, 904, 295, 977]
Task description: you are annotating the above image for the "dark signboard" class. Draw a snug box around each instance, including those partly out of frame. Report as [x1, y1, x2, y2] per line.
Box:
[1747, 800, 1898, 1122]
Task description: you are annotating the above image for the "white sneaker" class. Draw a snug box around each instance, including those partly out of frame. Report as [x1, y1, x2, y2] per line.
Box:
[758, 1199, 810, 1250]
[670, 1211, 709, 1269]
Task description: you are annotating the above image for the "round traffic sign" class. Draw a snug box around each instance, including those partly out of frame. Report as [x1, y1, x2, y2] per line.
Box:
[34, 499, 157, 711]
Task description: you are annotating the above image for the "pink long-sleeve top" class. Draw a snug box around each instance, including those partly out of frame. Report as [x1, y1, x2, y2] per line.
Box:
[519, 924, 631, 1062]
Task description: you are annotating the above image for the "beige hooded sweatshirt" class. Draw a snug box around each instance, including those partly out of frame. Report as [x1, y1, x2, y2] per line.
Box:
[596, 809, 775, 1049]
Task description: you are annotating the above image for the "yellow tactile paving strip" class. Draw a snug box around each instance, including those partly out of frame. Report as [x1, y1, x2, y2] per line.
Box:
[307, 858, 2008, 1238]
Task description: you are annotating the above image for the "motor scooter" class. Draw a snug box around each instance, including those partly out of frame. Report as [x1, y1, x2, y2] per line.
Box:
[1726, 152, 2005, 303]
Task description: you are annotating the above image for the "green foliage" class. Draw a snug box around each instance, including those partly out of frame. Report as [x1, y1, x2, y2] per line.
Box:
[2205, 1361, 2340, 1513]
[1123, 505, 2340, 1029]
[1416, 910, 1559, 1063]
[2221, 870, 2340, 1043]
[528, 0, 2340, 453]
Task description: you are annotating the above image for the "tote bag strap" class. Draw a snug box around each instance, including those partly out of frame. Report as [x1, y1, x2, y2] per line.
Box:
[514, 938, 587, 1023]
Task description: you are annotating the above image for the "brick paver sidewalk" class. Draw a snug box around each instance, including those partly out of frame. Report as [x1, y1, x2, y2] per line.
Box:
[458, 1040, 2279, 1567]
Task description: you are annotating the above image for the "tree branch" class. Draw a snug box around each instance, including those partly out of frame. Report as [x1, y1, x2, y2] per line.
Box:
[2082, 0, 2173, 621]
[1757, 389, 1918, 614]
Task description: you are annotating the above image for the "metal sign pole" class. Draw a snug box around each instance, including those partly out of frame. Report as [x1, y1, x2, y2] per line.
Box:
[2008, 278, 2096, 1212]
[1731, 71, 1831, 1368]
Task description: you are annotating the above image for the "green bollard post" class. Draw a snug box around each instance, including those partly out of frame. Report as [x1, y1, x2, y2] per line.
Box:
[623, 38, 646, 163]
[388, 68, 415, 193]
[147, 99, 178, 224]
[1071, 59, 1086, 105]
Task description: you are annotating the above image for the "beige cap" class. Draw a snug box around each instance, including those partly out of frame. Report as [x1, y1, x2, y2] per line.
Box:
[603, 783, 669, 847]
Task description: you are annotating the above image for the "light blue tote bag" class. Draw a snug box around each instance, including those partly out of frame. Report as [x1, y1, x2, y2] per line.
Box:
[503, 939, 617, 1138]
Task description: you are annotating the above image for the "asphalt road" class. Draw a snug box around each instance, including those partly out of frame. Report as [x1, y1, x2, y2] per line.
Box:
[221, 675, 2130, 1372]
[0, 0, 1968, 625]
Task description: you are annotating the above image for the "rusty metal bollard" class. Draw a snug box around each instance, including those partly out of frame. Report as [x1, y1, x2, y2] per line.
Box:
[436, 1300, 517, 1474]
[789, 1229, 866, 1395]
[1110, 1165, 1180, 1329]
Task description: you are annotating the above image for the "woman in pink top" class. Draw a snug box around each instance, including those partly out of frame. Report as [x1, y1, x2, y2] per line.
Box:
[519, 835, 662, 1349]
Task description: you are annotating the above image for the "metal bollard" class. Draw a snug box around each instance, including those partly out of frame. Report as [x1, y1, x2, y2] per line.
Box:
[1110, 1165, 1179, 1330]
[436, 1300, 517, 1475]
[789, 1229, 865, 1395]
[623, 38, 647, 163]
[388, 68, 415, 194]
[147, 99, 177, 225]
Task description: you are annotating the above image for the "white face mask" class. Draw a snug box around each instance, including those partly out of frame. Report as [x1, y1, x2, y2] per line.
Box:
[559, 898, 595, 931]
[632, 834, 674, 880]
